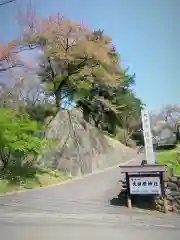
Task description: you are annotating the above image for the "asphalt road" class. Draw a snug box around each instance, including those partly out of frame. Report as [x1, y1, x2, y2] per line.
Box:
[0, 157, 180, 239]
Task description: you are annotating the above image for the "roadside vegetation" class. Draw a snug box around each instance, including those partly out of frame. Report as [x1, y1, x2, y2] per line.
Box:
[156, 146, 180, 175]
[154, 105, 180, 176]
[0, 167, 72, 194]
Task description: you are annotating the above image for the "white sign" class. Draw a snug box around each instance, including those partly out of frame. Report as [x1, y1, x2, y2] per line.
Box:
[141, 109, 155, 164]
[129, 176, 161, 195]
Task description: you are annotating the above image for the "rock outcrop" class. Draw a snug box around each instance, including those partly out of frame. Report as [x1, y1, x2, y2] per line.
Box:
[37, 109, 137, 176]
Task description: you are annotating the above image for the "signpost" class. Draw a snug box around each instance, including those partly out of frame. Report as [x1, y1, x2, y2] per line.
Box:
[120, 165, 168, 213]
[129, 176, 161, 195]
[141, 108, 155, 164]
[118, 108, 168, 214]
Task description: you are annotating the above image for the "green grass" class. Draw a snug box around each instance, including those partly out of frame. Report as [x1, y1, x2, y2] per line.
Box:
[0, 166, 72, 194]
[156, 148, 180, 175]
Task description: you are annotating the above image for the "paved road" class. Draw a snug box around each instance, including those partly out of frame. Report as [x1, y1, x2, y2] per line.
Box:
[0, 157, 180, 239]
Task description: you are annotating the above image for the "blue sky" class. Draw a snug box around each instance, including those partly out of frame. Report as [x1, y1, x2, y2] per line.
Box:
[0, 0, 179, 111]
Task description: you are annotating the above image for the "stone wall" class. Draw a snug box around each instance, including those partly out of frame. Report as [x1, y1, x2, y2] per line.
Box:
[155, 176, 180, 214]
[37, 109, 138, 176]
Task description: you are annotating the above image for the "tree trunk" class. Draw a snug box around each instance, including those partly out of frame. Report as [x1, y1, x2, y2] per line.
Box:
[82, 104, 90, 122]
[55, 91, 60, 109]
[123, 128, 131, 146]
[0, 148, 10, 170]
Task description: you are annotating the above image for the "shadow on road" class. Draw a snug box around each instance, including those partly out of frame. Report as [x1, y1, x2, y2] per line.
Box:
[110, 191, 126, 207]
[110, 190, 156, 211]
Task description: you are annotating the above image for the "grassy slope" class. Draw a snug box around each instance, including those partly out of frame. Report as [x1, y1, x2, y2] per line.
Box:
[0, 166, 72, 194]
[156, 147, 180, 175]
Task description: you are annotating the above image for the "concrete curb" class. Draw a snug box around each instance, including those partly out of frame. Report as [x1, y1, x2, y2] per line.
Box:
[0, 156, 140, 197]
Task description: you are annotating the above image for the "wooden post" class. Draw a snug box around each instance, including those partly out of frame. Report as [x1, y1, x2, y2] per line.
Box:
[160, 171, 168, 214]
[127, 195, 132, 209]
[126, 172, 132, 209]
[163, 197, 168, 214]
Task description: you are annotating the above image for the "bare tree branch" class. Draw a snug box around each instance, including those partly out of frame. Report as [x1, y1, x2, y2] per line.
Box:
[0, 0, 16, 7]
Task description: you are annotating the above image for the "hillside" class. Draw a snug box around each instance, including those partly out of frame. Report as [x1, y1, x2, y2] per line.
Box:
[37, 109, 137, 176]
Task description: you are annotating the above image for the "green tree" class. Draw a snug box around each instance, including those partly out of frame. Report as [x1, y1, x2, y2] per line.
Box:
[15, 8, 124, 109]
[116, 91, 143, 145]
[0, 108, 46, 168]
[0, 4, 144, 148]
[77, 69, 143, 137]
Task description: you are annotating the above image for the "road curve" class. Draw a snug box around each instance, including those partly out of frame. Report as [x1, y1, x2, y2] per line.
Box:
[0, 157, 180, 240]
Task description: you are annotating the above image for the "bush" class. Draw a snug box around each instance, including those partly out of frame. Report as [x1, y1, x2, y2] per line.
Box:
[156, 147, 180, 175]
[0, 166, 72, 194]
[0, 108, 48, 168]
